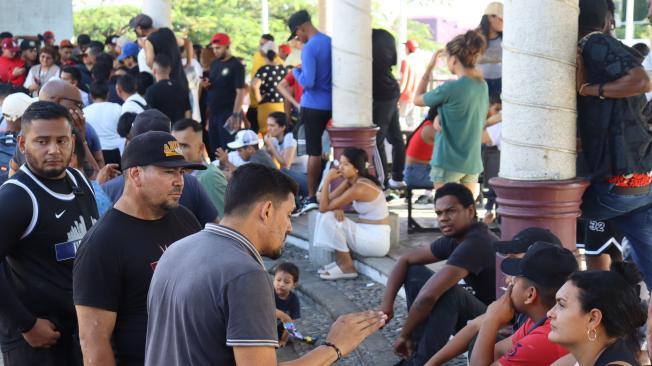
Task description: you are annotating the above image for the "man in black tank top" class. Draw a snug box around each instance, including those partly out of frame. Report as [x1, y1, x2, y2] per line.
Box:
[0, 101, 99, 365]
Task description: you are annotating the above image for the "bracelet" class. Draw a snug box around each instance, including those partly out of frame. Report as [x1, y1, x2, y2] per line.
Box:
[598, 83, 605, 100]
[579, 83, 590, 96]
[322, 341, 342, 362]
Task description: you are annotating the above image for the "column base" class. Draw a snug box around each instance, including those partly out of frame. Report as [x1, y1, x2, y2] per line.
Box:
[327, 126, 379, 175]
[490, 177, 589, 296]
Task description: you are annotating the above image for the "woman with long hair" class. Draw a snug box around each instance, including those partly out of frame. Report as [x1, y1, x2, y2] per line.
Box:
[251, 47, 286, 135]
[263, 111, 308, 197]
[313, 148, 390, 280]
[414, 30, 488, 197]
[548, 261, 647, 366]
[477, 2, 503, 99]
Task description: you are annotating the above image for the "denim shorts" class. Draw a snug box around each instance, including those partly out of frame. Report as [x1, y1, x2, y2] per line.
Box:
[430, 166, 479, 184]
[404, 164, 433, 187]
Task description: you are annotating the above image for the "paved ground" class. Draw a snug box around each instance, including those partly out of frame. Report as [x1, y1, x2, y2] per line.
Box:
[266, 245, 468, 365]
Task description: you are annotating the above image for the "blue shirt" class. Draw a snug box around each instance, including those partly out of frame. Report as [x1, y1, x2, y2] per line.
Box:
[294, 32, 332, 111]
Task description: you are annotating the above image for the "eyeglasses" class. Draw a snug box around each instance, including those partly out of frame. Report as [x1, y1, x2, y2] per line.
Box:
[59, 97, 84, 110]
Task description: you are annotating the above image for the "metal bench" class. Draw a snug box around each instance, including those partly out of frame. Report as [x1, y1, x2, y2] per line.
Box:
[405, 185, 439, 234]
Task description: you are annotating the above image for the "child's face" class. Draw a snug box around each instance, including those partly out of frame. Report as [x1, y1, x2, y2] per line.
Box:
[274, 271, 296, 297]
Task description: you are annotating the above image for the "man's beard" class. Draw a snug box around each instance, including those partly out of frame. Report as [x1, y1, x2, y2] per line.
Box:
[25, 150, 71, 178]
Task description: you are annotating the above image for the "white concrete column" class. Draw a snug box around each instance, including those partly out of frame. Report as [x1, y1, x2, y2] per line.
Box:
[318, 0, 332, 36]
[331, 0, 373, 128]
[142, 0, 172, 28]
[262, 0, 270, 34]
[625, 0, 635, 44]
[499, 0, 579, 180]
[0, 0, 73, 39]
[397, 0, 408, 68]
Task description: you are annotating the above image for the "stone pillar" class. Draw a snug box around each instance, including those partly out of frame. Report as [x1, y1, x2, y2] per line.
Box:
[142, 0, 172, 28]
[491, 0, 587, 296]
[328, 0, 377, 165]
[262, 0, 270, 34]
[318, 0, 332, 36]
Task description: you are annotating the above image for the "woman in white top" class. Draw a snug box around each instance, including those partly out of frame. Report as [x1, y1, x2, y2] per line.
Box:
[24, 47, 60, 96]
[263, 111, 308, 197]
[314, 147, 391, 280]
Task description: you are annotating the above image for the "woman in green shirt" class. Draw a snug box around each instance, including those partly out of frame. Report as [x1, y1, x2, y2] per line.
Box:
[414, 30, 489, 197]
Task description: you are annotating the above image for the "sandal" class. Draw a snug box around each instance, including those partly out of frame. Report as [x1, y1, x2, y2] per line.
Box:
[317, 261, 338, 275]
[319, 264, 358, 280]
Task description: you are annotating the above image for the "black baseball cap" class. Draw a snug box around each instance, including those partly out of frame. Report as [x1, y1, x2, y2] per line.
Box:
[129, 109, 171, 138]
[77, 34, 91, 46]
[493, 227, 562, 255]
[287, 10, 311, 41]
[129, 13, 154, 29]
[122, 131, 206, 170]
[20, 40, 37, 51]
[501, 241, 578, 288]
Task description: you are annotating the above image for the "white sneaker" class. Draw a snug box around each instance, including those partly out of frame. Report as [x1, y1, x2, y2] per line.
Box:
[388, 178, 407, 190]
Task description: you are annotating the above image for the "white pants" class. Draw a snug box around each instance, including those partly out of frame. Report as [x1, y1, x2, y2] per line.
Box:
[313, 212, 390, 257]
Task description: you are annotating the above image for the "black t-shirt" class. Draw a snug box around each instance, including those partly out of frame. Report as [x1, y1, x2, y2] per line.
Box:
[207, 57, 245, 111]
[595, 339, 640, 366]
[73, 206, 201, 365]
[578, 32, 652, 178]
[0, 167, 98, 348]
[147, 27, 188, 91]
[371, 29, 400, 101]
[430, 222, 498, 305]
[255, 65, 287, 104]
[275, 291, 301, 320]
[145, 79, 191, 123]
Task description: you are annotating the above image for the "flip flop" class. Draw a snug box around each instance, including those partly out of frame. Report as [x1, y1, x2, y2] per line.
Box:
[317, 261, 338, 275]
[319, 264, 358, 280]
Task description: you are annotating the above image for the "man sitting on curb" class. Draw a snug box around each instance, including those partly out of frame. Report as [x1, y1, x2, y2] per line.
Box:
[380, 183, 498, 365]
[425, 227, 565, 365]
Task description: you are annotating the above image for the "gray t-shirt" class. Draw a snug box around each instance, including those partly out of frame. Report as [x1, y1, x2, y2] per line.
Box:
[250, 149, 277, 169]
[145, 224, 278, 366]
[477, 37, 502, 80]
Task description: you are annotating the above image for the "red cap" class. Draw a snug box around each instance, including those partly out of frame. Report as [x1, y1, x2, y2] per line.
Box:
[211, 33, 230, 46]
[279, 44, 292, 55]
[405, 40, 418, 53]
[43, 31, 55, 40]
[59, 39, 73, 48]
[1, 38, 19, 52]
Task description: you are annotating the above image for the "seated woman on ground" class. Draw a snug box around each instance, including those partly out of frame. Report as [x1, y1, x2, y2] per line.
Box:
[313, 147, 391, 280]
[549, 261, 647, 366]
[263, 112, 308, 199]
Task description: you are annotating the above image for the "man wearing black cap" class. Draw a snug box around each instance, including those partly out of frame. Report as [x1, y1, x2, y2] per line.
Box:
[74, 131, 203, 365]
[19, 40, 38, 70]
[286, 10, 332, 214]
[469, 242, 576, 366]
[100, 109, 219, 226]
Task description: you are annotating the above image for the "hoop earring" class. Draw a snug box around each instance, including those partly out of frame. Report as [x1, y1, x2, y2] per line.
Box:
[587, 328, 597, 342]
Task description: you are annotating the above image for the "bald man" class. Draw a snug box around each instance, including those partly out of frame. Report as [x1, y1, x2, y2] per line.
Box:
[9, 79, 103, 177]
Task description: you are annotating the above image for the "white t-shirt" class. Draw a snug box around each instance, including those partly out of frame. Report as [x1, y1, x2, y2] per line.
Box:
[227, 151, 247, 167]
[80, 89, 91, 107]
[486, 122, 502, 150]
[83, 102, 125, 152]
[137, 48, 153, 75]
[643, 53, 652, 101]
[121, 93, 147, 115]
[23, 64, 61, 96]
[273, 133, 308, 174]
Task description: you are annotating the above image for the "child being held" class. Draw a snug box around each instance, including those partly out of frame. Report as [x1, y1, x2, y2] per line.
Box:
[274, 262, 301, 347]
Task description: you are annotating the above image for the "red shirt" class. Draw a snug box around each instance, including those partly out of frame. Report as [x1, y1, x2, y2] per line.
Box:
[499, 318, 568, 366]
[284, 71, 303, 103]
[406, 120, 434, 161]
[0, 56, 26, 87]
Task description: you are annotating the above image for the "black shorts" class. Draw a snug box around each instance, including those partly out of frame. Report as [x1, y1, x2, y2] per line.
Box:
[577, 219, 624, 256]
[300, 107, 331, 156]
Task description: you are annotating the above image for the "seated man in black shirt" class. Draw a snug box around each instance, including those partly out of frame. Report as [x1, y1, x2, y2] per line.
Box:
[380, 183, 497, 365]
[145, 54, 191, 123]
[73, 131, 204, 365]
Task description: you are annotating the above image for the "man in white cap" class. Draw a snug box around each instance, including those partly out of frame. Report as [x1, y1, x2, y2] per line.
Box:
[0, 93, 36, 178]
[215, 129, 275, 173]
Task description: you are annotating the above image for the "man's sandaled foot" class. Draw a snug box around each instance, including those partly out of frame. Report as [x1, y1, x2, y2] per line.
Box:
[319, 264, 358, 280]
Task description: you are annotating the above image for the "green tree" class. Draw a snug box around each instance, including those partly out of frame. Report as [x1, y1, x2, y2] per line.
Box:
[73, 5, 139, 41]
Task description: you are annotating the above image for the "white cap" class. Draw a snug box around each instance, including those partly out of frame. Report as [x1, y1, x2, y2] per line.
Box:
[260, 41, 277, 55]
[227, 130, 259, 149]
[2, 93, 37, 121]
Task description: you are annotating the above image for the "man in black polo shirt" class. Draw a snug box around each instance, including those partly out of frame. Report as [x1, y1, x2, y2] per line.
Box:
[145, 54, 191, 123]
[380, 183, 497, 365]
[202, 32, 246, 155]
[0, 101, 99, 365]
[73, 131, 203, 365]
[145, 164, 387, 365]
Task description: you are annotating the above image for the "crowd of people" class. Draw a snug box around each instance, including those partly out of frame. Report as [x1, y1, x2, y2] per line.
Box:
[0, 0, 651, 365]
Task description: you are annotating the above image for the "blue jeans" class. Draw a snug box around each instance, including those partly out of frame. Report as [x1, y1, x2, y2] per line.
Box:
[581, 181, 652, 287]
[404, 163, 432, 188]
[208, 109, 236, 157]
[282, 168, 308, 198]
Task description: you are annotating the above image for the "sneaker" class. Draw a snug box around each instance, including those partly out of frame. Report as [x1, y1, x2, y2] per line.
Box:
[298, 196, 319, 215]
[414, 194, 434, 208]
[385, 191, 399, 202]
[388, 178, 407, 190]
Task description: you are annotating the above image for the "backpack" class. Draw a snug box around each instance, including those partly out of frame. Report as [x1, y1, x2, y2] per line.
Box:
[131, 100, 150, 111]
